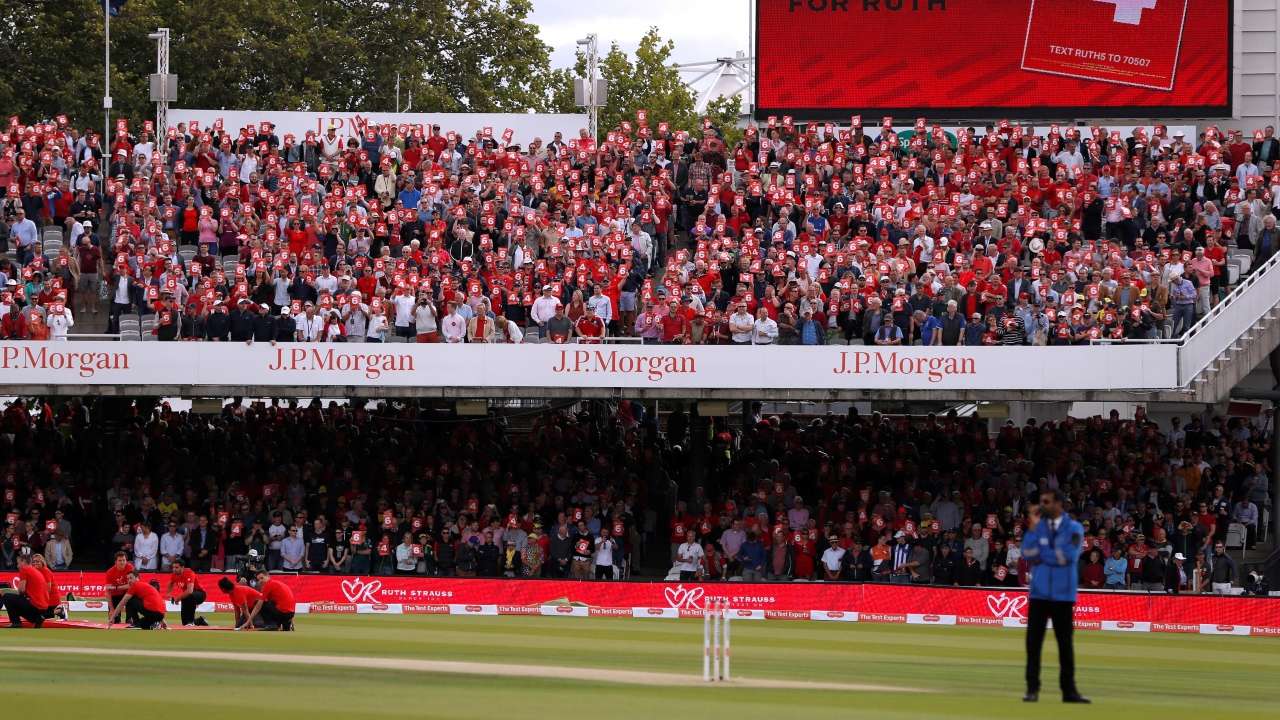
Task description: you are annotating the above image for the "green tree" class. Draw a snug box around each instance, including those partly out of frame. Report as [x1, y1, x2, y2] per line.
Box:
[0, 0, 563, 130]
[704, 94, 745, 148]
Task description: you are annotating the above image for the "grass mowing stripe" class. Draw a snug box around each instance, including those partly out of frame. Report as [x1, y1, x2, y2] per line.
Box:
[2, 615, 1271, 719]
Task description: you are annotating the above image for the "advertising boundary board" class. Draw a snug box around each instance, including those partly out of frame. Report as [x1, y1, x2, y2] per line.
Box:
[45, 572, 1280, 638]
[0, 341, 1180, 392]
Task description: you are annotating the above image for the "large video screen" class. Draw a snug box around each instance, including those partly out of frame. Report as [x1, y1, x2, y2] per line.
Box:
[755, 0, 1232, 119]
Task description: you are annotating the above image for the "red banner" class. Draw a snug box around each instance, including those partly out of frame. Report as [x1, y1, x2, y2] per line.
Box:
[755, 0, 1231, 118]
[38, 571, 1279, 636]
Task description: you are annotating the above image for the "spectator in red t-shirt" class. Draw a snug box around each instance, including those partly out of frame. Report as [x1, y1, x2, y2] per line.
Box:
[218, 576, 263, 629]
[166, 558, 208, 626]
[107, 570, 167, 629]
[2, 554, 48, 627]
[574, 304, 605, 343]
[103, 550, 138, 625]
[243, 570, 296, 631]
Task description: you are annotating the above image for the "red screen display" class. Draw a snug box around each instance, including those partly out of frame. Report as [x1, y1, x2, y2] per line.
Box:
[755, 0, 1231, 119]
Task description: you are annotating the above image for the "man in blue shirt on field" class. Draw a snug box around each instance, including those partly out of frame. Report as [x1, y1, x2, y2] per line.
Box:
[1021, 488, 1090, 704]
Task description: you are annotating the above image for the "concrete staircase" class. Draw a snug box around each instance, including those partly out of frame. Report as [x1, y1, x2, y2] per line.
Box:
[1179, 249, 1280, 403]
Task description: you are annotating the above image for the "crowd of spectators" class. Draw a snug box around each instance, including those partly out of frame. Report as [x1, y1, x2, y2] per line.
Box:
[0, 396, 661, 580]
[665, 408, 1270, 593]
[3, 113, 1278, 346]
[0, 396, 1270, 592]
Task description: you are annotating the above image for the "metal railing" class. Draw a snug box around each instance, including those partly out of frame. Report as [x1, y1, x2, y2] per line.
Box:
[1089, 249, 1280, 386]
[1173, 250, 1280, 384]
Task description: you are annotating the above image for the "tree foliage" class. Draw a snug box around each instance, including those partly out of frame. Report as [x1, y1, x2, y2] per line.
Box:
[0, 0, 562, 129]
[704, 94, 745, 148]
[0, 8, 734, 145]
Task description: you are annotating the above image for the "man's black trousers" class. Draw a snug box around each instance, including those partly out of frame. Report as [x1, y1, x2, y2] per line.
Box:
[1025, 599, 1078, 696]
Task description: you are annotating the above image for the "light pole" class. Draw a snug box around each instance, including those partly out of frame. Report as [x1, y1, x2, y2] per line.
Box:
[577, 34, 598, 148]
[103, 0, 112, 154]
[148, 28, 172, 160]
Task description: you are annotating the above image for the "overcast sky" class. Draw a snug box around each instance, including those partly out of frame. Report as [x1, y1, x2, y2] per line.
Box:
[528, 0, 751, 69]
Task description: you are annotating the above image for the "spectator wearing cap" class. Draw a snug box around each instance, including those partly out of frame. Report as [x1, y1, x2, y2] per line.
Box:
[223, 299, 252, 343]
[251, 303, 276, 344]
[797, 306, 825, 345]
[575, 303, 606, 343]
[530, 284, 560, 340]
[1165, 552, 1189, 593]
[275, 306, 296, 342]
[200, 300, 228, 341]
[873, 316, 903, 345]
[889, 531, 913, 584]
[633, 297, 661, 344]
[545, 302, 573, 344]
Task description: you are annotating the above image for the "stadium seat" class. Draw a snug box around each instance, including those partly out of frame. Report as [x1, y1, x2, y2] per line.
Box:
[1234, 253, 1252, 275]
[1225, 522, 1248, 559]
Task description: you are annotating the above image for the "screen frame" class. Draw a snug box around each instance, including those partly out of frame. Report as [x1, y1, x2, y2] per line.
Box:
[752, 0, 1234, 121]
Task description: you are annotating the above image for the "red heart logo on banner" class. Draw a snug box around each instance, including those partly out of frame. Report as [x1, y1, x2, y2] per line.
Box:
[340, 577, 383, 603]
[662, 585, 705, 609]
[986, 593, 1028, 619]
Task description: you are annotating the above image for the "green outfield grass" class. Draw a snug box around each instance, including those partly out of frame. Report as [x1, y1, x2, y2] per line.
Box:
[0, 615, 1274, 719]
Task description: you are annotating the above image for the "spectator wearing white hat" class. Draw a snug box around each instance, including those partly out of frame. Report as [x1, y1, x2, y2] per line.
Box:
[1165, 552, 1189, 593]
[529, 284, 560, 340]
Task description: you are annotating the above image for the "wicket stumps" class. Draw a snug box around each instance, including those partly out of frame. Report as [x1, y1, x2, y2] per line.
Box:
[702, 598, 731, 681]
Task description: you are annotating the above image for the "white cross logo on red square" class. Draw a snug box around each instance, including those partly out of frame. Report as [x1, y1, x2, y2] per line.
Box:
[1095, 0, 1158, 25]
